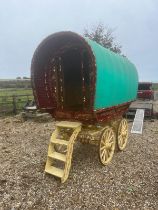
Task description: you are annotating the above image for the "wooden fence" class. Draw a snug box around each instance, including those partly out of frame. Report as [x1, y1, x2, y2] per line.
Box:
[0, 94, 33, 115]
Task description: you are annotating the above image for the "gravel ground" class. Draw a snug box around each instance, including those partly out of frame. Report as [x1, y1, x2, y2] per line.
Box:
[0, 117, 158, 210]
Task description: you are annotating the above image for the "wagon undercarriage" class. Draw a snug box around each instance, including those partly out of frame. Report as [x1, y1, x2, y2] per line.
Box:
[45, 118, 128, 183]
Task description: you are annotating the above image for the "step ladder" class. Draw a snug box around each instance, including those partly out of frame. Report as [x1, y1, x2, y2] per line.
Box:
[45, 121, 82, 183]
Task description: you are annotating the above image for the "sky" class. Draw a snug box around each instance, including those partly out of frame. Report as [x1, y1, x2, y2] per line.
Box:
[0, 0, 158, 81]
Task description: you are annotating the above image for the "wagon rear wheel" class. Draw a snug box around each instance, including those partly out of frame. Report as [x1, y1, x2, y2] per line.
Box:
[117, 118, 128, 151]
[99, 126, 116, 165]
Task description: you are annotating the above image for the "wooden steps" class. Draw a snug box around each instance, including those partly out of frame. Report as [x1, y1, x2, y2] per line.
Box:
[45, 121, 82, 183]
[51, 139, 69, 146]
[45, 166, 64, 178]
[48, 152, 66, 162]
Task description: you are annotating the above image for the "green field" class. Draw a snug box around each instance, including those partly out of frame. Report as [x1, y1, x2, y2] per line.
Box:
[152, 83, 158, 90]
[0, 88, 33, 96]
[0, 79, 33, 114]
[0, 88, 33, 114]
[0, 79, 31, 89]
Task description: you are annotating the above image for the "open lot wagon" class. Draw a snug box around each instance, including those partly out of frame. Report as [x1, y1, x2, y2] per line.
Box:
[31, 31, 138, 182]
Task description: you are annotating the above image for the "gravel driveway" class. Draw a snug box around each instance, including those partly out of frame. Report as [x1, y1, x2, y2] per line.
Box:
[0, 117, 158, 209]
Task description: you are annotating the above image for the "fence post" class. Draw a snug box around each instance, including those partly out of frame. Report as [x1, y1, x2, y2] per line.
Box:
[12, 95, 17, 114]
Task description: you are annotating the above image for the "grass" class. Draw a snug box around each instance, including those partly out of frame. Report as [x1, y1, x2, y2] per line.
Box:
[152, 84, 158, 91]
[0, 88, 33, 97]
[0, 88, 33, 113]
[0, 79, 31, 89]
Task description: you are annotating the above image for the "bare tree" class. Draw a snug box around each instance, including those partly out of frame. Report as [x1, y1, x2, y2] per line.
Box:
[83, 23, 122, 54]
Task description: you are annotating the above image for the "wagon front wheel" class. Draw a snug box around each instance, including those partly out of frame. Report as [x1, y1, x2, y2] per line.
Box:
[117, 118, 128, 151]
[99, 126, 116, 165]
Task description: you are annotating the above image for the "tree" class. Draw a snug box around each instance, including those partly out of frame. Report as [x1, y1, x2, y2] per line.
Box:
[23, 76, 30, 80]
[16, 77, 21, 80]
[83, 23, 122, 54]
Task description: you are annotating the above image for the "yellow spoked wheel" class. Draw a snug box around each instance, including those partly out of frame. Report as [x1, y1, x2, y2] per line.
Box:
[117, 118, 128, 151]
[99, 126, 116, 165]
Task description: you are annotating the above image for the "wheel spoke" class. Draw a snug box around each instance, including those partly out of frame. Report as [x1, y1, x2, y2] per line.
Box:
[104, 149, 108, 161]
[101, 150, 105, 159]
[106, 130, 111, 141]
[119, 136, 123, 146]
[108, 134, 113, 142]
[121, 136, 125, 145]
[122, 125, 127, 132]
[101, 149, 107, 161]
[102, 151, 106, 162]
[100, 145, 107, 150]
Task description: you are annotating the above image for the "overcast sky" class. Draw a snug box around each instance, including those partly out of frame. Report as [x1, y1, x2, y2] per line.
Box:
[0, 0, 158, 81]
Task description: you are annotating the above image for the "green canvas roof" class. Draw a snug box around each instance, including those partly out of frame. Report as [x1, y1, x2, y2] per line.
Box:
[85, 38, 138, 110]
